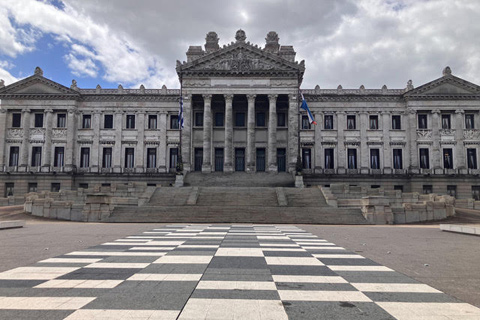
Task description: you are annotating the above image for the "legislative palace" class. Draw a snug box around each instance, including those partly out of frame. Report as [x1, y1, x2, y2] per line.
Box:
[0, 30, 479, 199]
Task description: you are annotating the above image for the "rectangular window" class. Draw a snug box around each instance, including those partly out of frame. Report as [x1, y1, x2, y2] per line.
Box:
[392, 115, 401, 130]
[126, 115, 135, 129]
[169, 148, 178, 169]
[9, 146, 19, 166]
[57, 114, 66, 128]
[104, 115, 113, 129]
[302, 115, 311, 130]
[256, 112, 266, 127]
[442, 114, 451, 129]
[467, 149, 477, 169]
[447, 185, 457, 198]
[34, 113, 44, 128]
[31, 147, 42, 166]
[423, 185, 433, 194]
[394, 185, 404, 192]
[472, 186, 480, 200]
[370, 149, 380, 169]
[125, 148, 135, 168]
[443, 148, 453, 169]
[148, 115, 157, 129]
[347, 149, 357, 169]
[465, 114, 475, 129]
[214, 112, 224, 127]
[369, 115, 379, 130]
[147, 148, 156, 168]
[347, 115, 356, 129]
[80, 148, 90, 168]
[302, 148, 311, 169]
[277, 112, 286, 127]
[170, 115, 179, 129]
[5, 183, 14, 197]
[78, 183, 88, 190]
[54, 147, 64, 167]
[28, 183, 37, 193]
[102, 148, 112, 168]
[324, 115, 333, 129]
[195, 112, 203, 127]
[12, 113, 21, 128]
[393, 149, 403, 169]
[420, 148, 429, 169]
[324, 148, 334, 169]
[235, 112, 245, 127]
[418, 114, 427, 129]
[51, 183, 61, 192]
[82, 115, 91, 129]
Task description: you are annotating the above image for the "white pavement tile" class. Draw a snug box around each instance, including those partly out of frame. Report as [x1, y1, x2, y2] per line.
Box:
[84, 263, 150, 269]
[329, 266, 394, 272]
[114, 239, 151, 242]
[128, 247, 175, 251]
[0, 296, 96, 310]
[313, 254, 365, 259]
[38, 258, 103, 264]
[67, 251, 167, 256]
[376, 302, 480, 319]
[65, 309, 180, 320]
[0, 267, 79, 280]
[298, 243, 337, 246]
[178, 298, 288, 320]
[215, 248, 264, 257]
[178, 245, 220, 249]
[196, 281, 277, 290]
[127, 274, 203, 281]
[153, 255, 213, 264]
[272, 275, 348, 284]
[261, 248, 306, 252]
[257, 236, 290, 240]
[259, 243, 300, 247]
[352, 283, 442, 293]
[102, 241, 185, 246]
[278, 290, 372, 302]
[303, 246, 346, 250]
[265, 257, 324, 266]
[35, 279, 123, 289]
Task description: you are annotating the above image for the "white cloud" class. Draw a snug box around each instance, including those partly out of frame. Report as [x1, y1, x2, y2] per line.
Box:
[0, 66, 19, 85]
[64, 53, 97, 78]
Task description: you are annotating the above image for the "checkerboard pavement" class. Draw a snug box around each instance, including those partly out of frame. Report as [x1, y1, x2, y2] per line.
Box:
[0, 224, 479, 319]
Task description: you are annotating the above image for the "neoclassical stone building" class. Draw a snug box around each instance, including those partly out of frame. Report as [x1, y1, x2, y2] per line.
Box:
[0, 30, 480, 198]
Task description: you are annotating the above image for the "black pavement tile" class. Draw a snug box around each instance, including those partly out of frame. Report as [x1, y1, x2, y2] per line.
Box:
[335, 272, 420, 284]
[113, 280, 198, 294]
[275, 282, 357, 291]
[0, 280, 45, 288]
[101, 256, 158, 263]
[0, 287, 31, 296]
[268, 265, 338, 276]
[2, 287, 112, 297]
[204, 268, 271, 275]
[365, 292, 461, 303]
[56, 268, 138, 280]
[319, 258, 382, 266]
[191, 289, 280, 300]
[263, 251, 313, 257]
[32, 262, 93, 268]
[83, 291, 191, 310]
[0, 310, 74, 320]
[208, 257, 268, 269]
[282, 301, 395, 320]
[201, 273, 273, 281]
[164, 250, 216, 256]
[140, 264, 207, 274]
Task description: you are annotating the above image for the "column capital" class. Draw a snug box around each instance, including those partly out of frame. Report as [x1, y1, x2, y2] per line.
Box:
[455, 109, 465, 114]
[93, 109, 102, 114]
[202, 94, 212, 102]
[288, 94, 297, 101]
[67, 107, 76, 115]
[268, 94, 278, 102]
[431, 109, 441, 114]
[0, 108, 6, 114]
[45, 108, 54, 114]
[22, 108, 31, 114]
[407, 108, 417, 115]
[246, 94, 256, 102]
[224, 94, 234, 103]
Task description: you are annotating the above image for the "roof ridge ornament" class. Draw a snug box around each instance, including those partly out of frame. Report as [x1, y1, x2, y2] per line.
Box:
[34, 66, 43, 76]
[235, 29, 246, 43]
[442, 66, 452, 76]
[264, 31, 280, 53]
[406, 79, 414, 91]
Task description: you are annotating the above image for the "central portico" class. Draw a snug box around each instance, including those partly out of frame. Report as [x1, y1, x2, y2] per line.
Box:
[176, 30, 305, 173]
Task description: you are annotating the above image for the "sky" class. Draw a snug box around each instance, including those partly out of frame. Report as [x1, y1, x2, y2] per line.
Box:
[0, 0, 479, 90]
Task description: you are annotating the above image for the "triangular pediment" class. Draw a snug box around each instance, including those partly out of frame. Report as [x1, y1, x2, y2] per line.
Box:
[405, 74, 480, 97]
[0, 74, 81, 98]
[177, 42, 304, 77]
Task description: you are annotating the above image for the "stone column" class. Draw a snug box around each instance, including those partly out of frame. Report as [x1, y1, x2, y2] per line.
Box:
[113, 110, 123, 172]
[246, 94, 256, 172]
[359, 111, 369, 173]
[288, 94, 299, 173]
[19, 109, 31, 170]
[42, 108, 54, 172]
[158, 112, 167, 172]
[314, 112, 322, 173]
[382, 111, 391, 173]
[65, 108, 77, 172]
[431, 109, 441, 171]
[336, 111, 346, 173]
[0, 109, 7, 171]
[202, 94, 212, 173]
[91, 110, 101, 172]
[224, 94, 234, 173]
[181, 94, 192, 172]
[136, 111, 145, 172]
[455, 109, 465, 171]
[267, 94, 278, 172]
[407, 109, 418, 172]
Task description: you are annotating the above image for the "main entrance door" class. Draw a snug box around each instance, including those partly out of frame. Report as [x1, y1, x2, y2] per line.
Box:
[194, 148, 203, 171]
[215, 148, 224, 172]
[277, 148, 286, 172]
[235, 148, 245, 172]
[256, 148, 265, 172]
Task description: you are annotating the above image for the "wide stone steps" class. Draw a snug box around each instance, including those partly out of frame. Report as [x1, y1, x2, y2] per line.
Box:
[184, 172, 295, 187]
[196, 187, 278, 207]
[284, 188, 328, 207]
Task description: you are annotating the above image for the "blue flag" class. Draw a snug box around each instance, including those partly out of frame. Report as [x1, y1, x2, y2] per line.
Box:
[300, 91, 317, 125]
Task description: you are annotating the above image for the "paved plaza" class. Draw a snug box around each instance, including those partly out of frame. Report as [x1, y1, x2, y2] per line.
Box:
[0, 222, 479, 319]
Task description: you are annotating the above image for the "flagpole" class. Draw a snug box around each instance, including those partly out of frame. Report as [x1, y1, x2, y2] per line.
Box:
[179, 74, 183, 170]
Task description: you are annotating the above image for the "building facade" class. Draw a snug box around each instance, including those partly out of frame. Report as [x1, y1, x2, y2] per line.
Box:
[0, 30, 480, 198]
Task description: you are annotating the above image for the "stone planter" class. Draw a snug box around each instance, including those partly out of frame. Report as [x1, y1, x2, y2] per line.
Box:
[174, 174, 184, 188]
[295, 175, 304, 188]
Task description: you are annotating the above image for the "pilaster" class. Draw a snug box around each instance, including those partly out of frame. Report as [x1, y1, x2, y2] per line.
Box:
[224, 94, 234, 173]
[382, 111, 391, 173]
[42, 108, 54, 172]
[336, 111, 346, 172]
[136, 111, 145, 172]
[181, 94, 192, 172]
[288, 94, 299, 173]
[158, 112, 167, 172]
[246, 94, 256, 172]
[113, 110, 123, 173]
[432, 109, 441, 170]
[91, 110, 101, 172]
[202, 94, 212, 173]
[65, 108, 77, 172]
[407, 108, 418, 172]
[359, 111, 369, 173]
[19, 109, 31, 170]
[0, 109, 7, 171]
[314, 111, 322, 173]
[267, 94, 278, 172]
[455, 109, 465, 170]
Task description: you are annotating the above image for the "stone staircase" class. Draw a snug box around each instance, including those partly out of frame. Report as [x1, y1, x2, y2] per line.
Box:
[107, 186, 369, 224]
[184, 172, 295, 187]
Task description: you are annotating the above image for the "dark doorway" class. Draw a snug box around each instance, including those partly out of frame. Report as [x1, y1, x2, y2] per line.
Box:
[215, 148, 224, 172]
[194, 148, 203, 171]
[277, 148, 286, 172]
[235, 148, 245, 172]
[256, 148, 266, 172]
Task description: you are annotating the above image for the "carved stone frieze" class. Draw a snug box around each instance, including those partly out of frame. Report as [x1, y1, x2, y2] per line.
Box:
[464, 129, 480, 140]
[416, 129, 432, 139]
[7, 128, 23, 139]
[440, 129, 455, 136]
[52, 128, 67, 139]
[204, 49, 275, 72]
[29, 128, 45, 138]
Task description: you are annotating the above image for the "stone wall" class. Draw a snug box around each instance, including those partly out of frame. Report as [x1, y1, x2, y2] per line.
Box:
[24, 182, 156, 221]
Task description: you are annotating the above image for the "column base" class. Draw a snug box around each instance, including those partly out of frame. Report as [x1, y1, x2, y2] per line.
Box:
[224, 165, 234, 173]
[268, 165, 278, 173]
[183, 163, 192, 172]
[360, 167, 370, 174]
[201, 164, 212, 173]
[113, 166, 122, 173]
[64, 165, 74, 173]
[41, 165, 51, 173]
[246, 165, 256, 173]
[158, 166, 167, 173]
